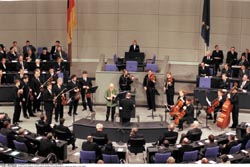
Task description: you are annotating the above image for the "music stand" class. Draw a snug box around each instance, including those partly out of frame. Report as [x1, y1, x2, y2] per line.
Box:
[85, 86, 98, 119]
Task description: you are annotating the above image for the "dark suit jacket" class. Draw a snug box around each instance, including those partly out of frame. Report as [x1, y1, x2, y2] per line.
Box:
[50, 46, 57, 55]
[16, 61, 28, 71]
[119, 98, 134, 119]
[38, 138, 56, 157]
[67, 80, 79, 99]
[129, 45, 140, 52]
[183, 104, 194, 124]
[79, 77, 92, 94]
[238, 69, 249, 79]
[30, 77, 42, 99]
[202, 56, 214, 65]
[119, 74, 133, 91]
[54, 62, 64, 72]
[0, 75, 7, 85]
[221, 68, 232, 77]
[53, 84, 65, 105]
[239, 133, 250, 149]
[239, 80, 250, 91]
[81, 141, 102, 159]
[226, 51, 238, 66]
[238, 59, 249, 67]
[37, 120, 52, 133]
[6, 52, 17, 61]
[186, 128, 202, 141]
[53, 124, 72, 136]
[55, 51, 67, 60]
[219, 79, 230, 90]
[212, 50, 224, 64]
[199, 66, 209, 77]
[23, 45, 36, 57]
[204, 142, 217, 149]
[165, 78, 175, 96]
[43, 89, 54, 111]
[222, 140, 238, 154]
[0, 52, 6, 61]
[0, 128, 15, 148]
[91, 131, 108, 145]
[0, 62, 9, 72]
[159, 130, 178, 145]
[240, 157, 250, 163]
[40, 53, 51, 61]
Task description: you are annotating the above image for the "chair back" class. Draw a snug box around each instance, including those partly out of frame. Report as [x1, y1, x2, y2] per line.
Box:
[92, 136, 106, 146]
[14, 158, 27, 163]
[35, 123, 46, 136]
[128, 137, 145, 154]
[164, 136, 178, 145]
[113, 54, 118, 64]
[145, 63, 158, 72]
[245, 140, 250, 149]
[187, 131, 202, 142]
[53, 129, 69, 141]
[105, 64, 117, 71]
[229, 143, 242, 154]
[205, 146, 219, 159]
[182, 150, 198, 162]
[80, 150, 96, 163]
[0, 133, 8, 147]
[152, 55, 156, 64]
[154, 152, 171, 163]
[126, 61, 138, 72]
[13, 140, 28, 152]
[102, 154, 119, 163]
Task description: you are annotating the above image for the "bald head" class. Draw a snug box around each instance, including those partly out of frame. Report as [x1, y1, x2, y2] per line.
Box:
[168, 124, 175, 131]
[192, 121, 199, 128]
[86, 136, 93, 142]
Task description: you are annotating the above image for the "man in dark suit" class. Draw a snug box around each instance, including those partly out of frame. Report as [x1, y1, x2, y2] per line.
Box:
[15, 128, 36, 154]
[228, 88, 239, 129]
[79, 70, 94, 112]
[23, 40, 36, 58]
[37, 114, 52, 134]
[38, 133, 56, 157]
[239, 127, 250, 149]
[50, 40, 61, 57]
[143, 70, 156, 111]
[30, 69, 42, 113]
[238, 65, 249, 79]
[43, 82, 55, 124]
[0, 69, 7, 85]
[158, 124, 178, 145]
[226, 46, 238, 66]
[180, 121, 202, 143]
[221, 63, 232, 77]
[178, 98, 194, 131]
[55, 46, 67, 60]
[129, 40, 140, 53]
[127, 127, 146, 153]
[119, 69, 135, 92]
[54, 57, 65, 73]
[46, 68, 58, 85]
[204, 134, 217, 149]
[0, 58, 8, 73]
[119, 92, 135, 126]
[0, 121, 15, 148]
[6, 46, 18, 61]
[219, 73, 230, 90]
[53, 118, 77, 150]
[212, 45, 224, 75]
[243, 48, 250, 62]
[13, 79, 23, 125]
[91, 123, 108, 145]
[198, 62, 209, 77]
[16, 55, 28, 71]
[202, 50, 214, 66]
[221, 134, 238, 154]
[239, 74, 250, 92]
[40, 47, 51, 61]
[177, 138, 193, 162]
[238, 54, 249, 68]
[53, 78, 65, 122]
[0, 44, 6, 61]
[67, 74, 80, 116]
[81, 136, 102, 161]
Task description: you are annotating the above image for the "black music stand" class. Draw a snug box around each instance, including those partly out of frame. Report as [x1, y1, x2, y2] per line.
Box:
[202, 96, 211, 130]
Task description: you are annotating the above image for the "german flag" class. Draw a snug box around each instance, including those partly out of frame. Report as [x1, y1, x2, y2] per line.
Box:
[67, 0, 76, 44]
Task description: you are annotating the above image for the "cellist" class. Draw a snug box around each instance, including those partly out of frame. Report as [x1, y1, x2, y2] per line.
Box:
[178, 98, 194, 131]
[170, 90, 186, 120]
[228, 87, 239, 130]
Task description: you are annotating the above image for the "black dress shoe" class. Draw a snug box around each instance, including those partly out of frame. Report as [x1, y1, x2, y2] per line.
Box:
[18, 120, 23, 122]
[55, 119, 58, 123]
[148, 108, 152, 110]
[29, 115, 36, 117]
[24, 116, 29, 119]
[72, 146, 78, 150]
[74, 113, 78, 115]
[82, 108, 87, 111]
[68, 112, 72, 116]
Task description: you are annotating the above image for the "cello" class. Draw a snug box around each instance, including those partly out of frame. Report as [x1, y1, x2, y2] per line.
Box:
[169, 99, 184, 117]
[207, 98, 220, 114]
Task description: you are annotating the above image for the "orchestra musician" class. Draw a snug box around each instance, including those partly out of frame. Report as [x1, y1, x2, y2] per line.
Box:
[43, 82, 55, 124]
[53, 78, 65, 122]
[79, 70, 94, 112]
[68, 74, 80, 116]
[170, 90, 186, 120]
[164, 72, 175, 107]
[46, 67, 57, 85]
[104, 83, 117, 122]
[227, 87, 239, 130]
[178, 98, 194, 131]
[143, 70, 156, 111]
[31, 69, 43, 113]
[119, 69, 135, 92]
[13, 79, 23, 125]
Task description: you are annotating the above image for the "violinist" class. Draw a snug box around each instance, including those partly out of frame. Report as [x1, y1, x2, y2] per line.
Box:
[178, 98, 194, 131]
[143, 69, 156, 111]
[104, 83, 117, 122]
[164, 72, 175, 107]
[79, 70, 94, 112]
[13, 79, 23, 125]
[68, 74, 80, 116]
[228, 87, 239, 130]
[46, 67, 58, 85]
[43, 82, 55, 124]
[119, 69, 135, 92]
[21, 75, 35, 119]
[30, 69, 42, 113]
[53, 78, 65, 122]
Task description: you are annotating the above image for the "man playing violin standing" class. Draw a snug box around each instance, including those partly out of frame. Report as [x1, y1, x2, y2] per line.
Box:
[164, 72, 175, 108]
[79, 70, 94, 112]
[43, 82, 55, 124]
[119, 69, 135, 92]
[53, 78, 65, 123]
[104, 83, 117, 122]
[68, 74, 80, 116]
[143, 69, 156, 111]
[31, 69, 43, 113]
[178, 98, 194, 131]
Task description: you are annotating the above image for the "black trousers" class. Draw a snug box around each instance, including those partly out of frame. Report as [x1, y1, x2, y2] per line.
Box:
[22, 99, 33, 117]
[81, 93, 93, 111]
[213, 108, 221, 121]
[33, 97, 41, 112]
[106, 106, 116, 121]
[231, 107, 239, 128]
[13, 103, 21, 124]
[178, 117, 189, 129]
[166, 93, 174, 106]
[55, 103, 64, 120]
[69, 100, 79, 114]
[45, 109, 53, 124]
[147, 88, 156, 111]
[121, 117, 131, 126]
[214, 61, 220, 75]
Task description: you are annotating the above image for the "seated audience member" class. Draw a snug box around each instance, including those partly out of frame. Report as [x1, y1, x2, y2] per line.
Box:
[91, 123, 108, 145]
[221, 63, 232, 77]
[0, 69, 7, 84]
[226, 46, 238, 66]
[38, 132, 56, 157]
[97, 160, 104, 164]
[240, 152, 250, 163]
[177, 138, 193, 162]
[200, 134, 218, 155]
[127, 127, 146, 153]
[221, 134, 238, 154]
[129, 127, 144, 138]
[103, 142, 116, 155]
[81, 136, 102, 161]
[25, 48, 36, 62]
[201, 158, 209, 164]
[243, 48, 250, 62]
[40, 47, 51, 61]
[0, 44, 6, 61]
[158, 140, 172, 153]
[0, 58, 8, 72]
[198, 62, 209, 77]
[23, 40, 36, 58]
[12, 41, 22, 55]
[238, 65, 249, 79]
[55, 46, 67, 61]
[202, 50, 214, 66]
[239, 74, 250, 92]
[220, 154, 231, 164]
[6, 46, 18, 61]
[180, 121, 202, 143]
[50, 40, 61, 57]
[15, 128, 36, 153]
[54, 57, 64, 72]
[166, 156, 175, 164]
[129, 40, 140, 53]
[238, 54, 249, 67]
[212, 44, 224, 75]
[16, 55, 28, 71]
[178, 98, 194, 131]
[239, 127, 250, 149]
[0, 113, 10, 129]
[159, 124, 178, 145]
[0, 121, 15, 148]
[53, 118, 77, 150]
[219, 73, 230, 90]
[37, 114, 52, 134]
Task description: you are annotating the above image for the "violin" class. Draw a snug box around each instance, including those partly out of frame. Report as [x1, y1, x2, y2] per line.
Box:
[149, 74, 156, 82]
[61, 95, 67, 105]
[29, 89, 34, 101]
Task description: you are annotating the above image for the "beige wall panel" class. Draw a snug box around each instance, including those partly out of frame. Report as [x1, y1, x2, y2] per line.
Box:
[77, 0, 118, 14]
[242, 2, 250, 19]
[118, 0, 159, 15]
[210, 17, 241, 35]
[78, 14, 118, 31]
[159, 0, 200, 16]
[159, 15, 199, 33]
[118, 31, 158, 48]
[36, 0, 66, 14]
[37, 14, 66, 30]
[159, 48, 200, 62]
[211, 0, 241, 18]
[159, 32, 199, 49]
[0, 14, 36, 30]
[241, 19, 250, 35]
[118, 14, 158, 31]
[240, 36, 250, 51]
[77, 31, 117, 47]
[0, 1, 36, 14]
[77, 46, 117, 59]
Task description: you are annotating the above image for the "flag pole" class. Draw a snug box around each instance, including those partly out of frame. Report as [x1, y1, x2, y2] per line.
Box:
[68, 42, 72, 66]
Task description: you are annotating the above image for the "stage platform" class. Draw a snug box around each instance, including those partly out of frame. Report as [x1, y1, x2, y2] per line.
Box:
[73, 118, 169, 143]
